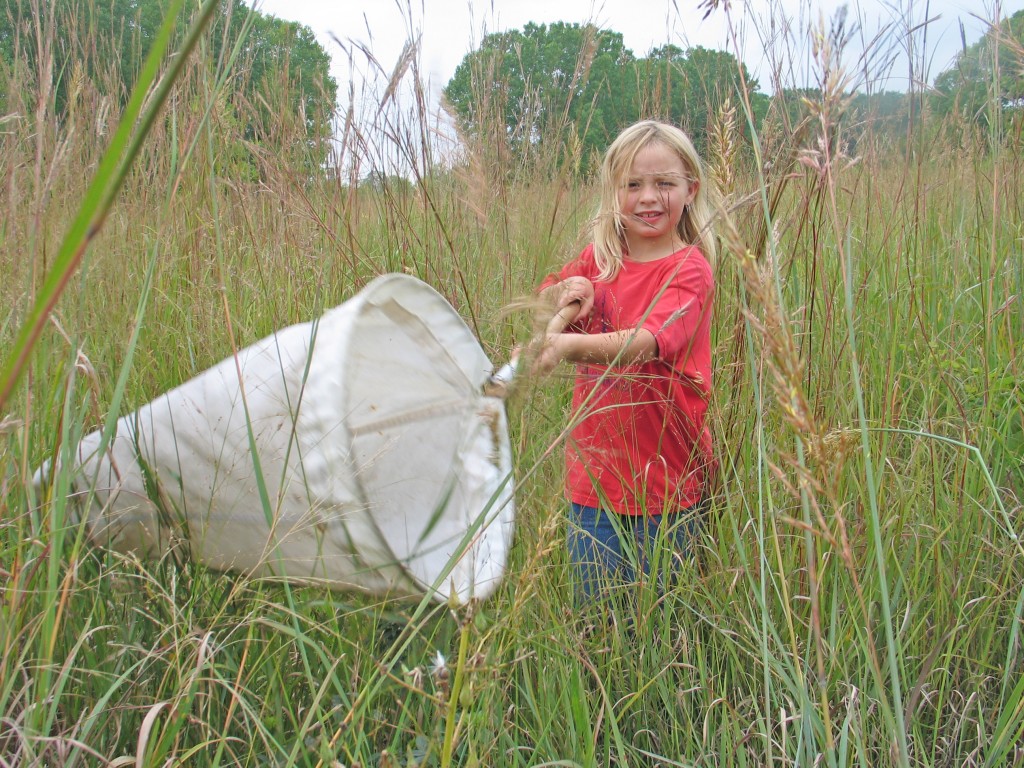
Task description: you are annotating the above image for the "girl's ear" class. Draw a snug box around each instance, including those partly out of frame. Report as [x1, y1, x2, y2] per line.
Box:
[685, 178, 699, 206]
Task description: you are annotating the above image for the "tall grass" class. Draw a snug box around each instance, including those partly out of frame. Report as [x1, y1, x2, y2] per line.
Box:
[1, 1, 1022, 766]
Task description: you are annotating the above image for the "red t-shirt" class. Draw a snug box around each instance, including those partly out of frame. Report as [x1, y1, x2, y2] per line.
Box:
[541, 244, 714, 515]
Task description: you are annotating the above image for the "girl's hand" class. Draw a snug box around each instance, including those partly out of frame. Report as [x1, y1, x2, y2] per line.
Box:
[530, 333, 565, 376]
[531, 296, 583, 376]
[554, 276, 594, 320]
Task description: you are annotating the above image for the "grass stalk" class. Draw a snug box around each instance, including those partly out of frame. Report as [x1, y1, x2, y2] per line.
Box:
[440, 608, 472, 768]
[0, 0, 221, 412]
[842, 236, 910, 765]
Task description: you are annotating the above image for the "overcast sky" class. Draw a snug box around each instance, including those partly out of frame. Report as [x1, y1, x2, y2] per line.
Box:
[255, 0, 1008, 105]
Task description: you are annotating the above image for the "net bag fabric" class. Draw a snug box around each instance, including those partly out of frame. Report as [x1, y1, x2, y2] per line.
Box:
[48, 274, 514, 603]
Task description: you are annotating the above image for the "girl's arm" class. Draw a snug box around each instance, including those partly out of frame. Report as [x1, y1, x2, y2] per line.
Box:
[533, 328, 657, 375]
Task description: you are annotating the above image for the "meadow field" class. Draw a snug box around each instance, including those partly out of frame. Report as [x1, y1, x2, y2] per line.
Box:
[1, 1, 1022, 766]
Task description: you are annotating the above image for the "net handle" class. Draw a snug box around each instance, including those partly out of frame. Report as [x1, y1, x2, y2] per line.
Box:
[484, 300, 582, 399]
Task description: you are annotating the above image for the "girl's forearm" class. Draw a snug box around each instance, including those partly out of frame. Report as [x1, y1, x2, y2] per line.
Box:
[555, 328, 657, 365]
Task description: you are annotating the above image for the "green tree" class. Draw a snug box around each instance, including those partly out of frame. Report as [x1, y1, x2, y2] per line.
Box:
[443, 22, 635, 166]
[224, 2, 335, 145]
[445, 23, 768, 170]
[0, 0, 336, 165]
[635, 44, 767, 153]
[849, 91, 912, 140]
[932, 9, 1024, 122]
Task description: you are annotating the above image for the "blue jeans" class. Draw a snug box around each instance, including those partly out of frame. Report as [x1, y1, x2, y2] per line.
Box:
[567, 503, 701, 601]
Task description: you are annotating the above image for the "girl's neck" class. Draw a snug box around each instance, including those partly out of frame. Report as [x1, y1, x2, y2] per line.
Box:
[623, 236, 686, 263]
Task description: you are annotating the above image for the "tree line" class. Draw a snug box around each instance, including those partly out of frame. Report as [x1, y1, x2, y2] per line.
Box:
[2, 2, 1020, 176]
[442, 21, 767, 164]
[1, 0, 336, 170]
[443, 15, 1024, 170]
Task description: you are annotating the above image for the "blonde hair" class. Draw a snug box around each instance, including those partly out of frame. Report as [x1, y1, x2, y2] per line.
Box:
[591, 120, 717, 281]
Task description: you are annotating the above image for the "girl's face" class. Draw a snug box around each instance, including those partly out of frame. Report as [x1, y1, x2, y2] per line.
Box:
[617, 142, 698, 261]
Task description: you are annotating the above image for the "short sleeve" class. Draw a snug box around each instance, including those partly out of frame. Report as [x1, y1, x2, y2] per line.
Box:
[640, 253, 713, 362]
[538, 245, 598, 291]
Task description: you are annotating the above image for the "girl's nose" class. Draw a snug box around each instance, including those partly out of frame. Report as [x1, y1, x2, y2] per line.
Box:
[638, 180, 660, 200]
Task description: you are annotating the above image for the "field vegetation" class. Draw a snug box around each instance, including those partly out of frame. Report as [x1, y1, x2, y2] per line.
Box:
[1, 0, 1022, 765]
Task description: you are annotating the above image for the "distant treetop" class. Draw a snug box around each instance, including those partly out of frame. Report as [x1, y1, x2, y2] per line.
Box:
[0, 0, 337, 169]
[933, 9, 1024, 122]
[442, 21, 766, 170]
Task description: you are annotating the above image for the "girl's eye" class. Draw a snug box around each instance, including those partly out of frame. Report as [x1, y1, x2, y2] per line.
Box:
[657, 179, 676, 188]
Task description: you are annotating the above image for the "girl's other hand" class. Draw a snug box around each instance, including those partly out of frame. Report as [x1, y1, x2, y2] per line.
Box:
[530, 333, 565, 377]
[554, 277, 594, 320]
[532, 296, 583, 375]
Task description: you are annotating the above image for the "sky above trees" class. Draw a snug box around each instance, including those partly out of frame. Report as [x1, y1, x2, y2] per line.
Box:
[257, 0, 991, 106]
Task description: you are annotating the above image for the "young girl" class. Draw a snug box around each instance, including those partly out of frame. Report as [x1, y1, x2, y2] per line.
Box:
[534, 120, 716, 598]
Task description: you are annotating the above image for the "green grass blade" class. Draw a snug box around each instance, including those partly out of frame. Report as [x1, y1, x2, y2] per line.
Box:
[0, 0, 221, 412]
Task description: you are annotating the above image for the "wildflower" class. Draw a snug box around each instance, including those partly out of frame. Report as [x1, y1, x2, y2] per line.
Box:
[430, 650, 448, 680]
[430, 650, 450, 696]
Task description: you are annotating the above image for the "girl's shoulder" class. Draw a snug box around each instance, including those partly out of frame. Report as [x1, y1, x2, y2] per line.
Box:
[678, 245, 713, 282]
[637, 245, 713, 285]
[577, 243, 599, 266]
[668, 244, 711, 269]
[645, 246, 715, 298]
[561, 243, 601, 277]
[539, 244, 600, 289]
